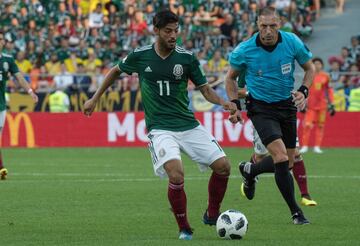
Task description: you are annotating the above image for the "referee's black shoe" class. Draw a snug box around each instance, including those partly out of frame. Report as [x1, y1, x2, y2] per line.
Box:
[239, 162, 258, 200]
[292, 211, 310, 225]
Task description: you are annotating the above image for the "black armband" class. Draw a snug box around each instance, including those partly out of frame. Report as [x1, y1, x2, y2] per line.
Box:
[297, 85, 309, 98]
[231, 99, 242, 110]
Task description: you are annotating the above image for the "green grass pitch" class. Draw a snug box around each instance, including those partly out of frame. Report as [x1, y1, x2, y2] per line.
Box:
[1, 148, 360, 245]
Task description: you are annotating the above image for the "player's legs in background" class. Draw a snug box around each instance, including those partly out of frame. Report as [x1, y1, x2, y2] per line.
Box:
[241, 127, 274, 184]
[313, 110, 326, 153]
[300, 109, 315, 153]
[164, 160, 193, 239]
[293, 149, 318, 206]
[205, 157, 230, 224]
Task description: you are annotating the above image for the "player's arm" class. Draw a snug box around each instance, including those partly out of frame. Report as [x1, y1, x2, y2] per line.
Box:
[83, 65, 121, 116]
[225, 67, 240, 101]
[325, 75, 336, 116]
[198, 84, 236, 113]
[300, 60, 315, 90]
[293, 35, 316, 110]
[189, 54, 236, 112]
[14, 72, 38, 103]
[293, 60, 315, 110]
[225, 67, 244, 123]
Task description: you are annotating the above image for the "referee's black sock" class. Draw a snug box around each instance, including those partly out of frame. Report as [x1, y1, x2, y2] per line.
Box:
[274, 161, 301, 215]
[250, 155, 275, 176]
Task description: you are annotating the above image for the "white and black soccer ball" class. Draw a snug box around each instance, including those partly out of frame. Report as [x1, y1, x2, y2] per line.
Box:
[216, 209, 248, 240]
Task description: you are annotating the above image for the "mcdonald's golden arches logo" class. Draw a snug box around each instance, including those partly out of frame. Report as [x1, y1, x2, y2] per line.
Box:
[5, 113, 36, 148]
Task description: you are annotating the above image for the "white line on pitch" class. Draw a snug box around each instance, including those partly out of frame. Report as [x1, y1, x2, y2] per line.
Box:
[3, 173, 360, 183]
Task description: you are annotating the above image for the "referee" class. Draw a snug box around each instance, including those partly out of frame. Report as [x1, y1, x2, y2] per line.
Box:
[225, 7, 315, 225]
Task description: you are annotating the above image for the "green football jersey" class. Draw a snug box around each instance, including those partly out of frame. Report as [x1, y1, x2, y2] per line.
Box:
[0, 53, 19, 111]
[118, 44, 207, 132]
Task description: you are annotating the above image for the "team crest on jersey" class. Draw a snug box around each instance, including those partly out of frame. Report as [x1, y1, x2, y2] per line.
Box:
[173, 64, 183, 80]
[3, 62, 9, 72]
[257, 69, 263, 77]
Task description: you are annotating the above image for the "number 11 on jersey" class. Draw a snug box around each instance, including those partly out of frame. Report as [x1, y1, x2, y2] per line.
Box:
[157, 80, 170, 96]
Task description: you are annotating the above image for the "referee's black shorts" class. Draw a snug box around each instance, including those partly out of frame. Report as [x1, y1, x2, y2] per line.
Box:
[246, 94, 298, 149]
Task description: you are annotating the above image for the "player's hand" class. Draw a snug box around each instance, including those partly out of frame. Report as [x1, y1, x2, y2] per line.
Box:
[228, 110, 244, 124]
[222, 101, 237, 114]
[292, 91, 306, 111]
[328, 104, 336, 116]
[83, 98, 97, 117]
[29, 90, 38, 103]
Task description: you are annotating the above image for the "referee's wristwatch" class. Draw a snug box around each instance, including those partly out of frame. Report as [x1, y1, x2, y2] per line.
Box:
[297, 85, 309, 98]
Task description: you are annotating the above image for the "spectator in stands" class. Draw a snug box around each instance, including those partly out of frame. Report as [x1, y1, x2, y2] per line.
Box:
[53, 63, 73, 91]
[349, 36, 360, 59]
[348, 86, 360, 111]
[328, 57, 346, 90]
[74, 62, 91, 91]
[64, 51, 81, 74]
[89, 65, 105, 93]
[15, 51, 32, 75]
[340, 47, 355, 71]
[14, 29, 26, 52]
[205, 49, 228, 85]
[84, 48, 102, 74]
[49, 89, 70, 112]
[89, 3, 104, 28]
[129, 10, 148, 36]
[55, 0, 71, 25]
[37, 65, 52, 92]
[58, 16, 76, 37]
[45, 53, 61, 76]
[220, 13, 235, 40]
[345, 63, 360, 89]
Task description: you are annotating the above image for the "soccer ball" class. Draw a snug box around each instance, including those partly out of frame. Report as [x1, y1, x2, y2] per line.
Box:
[216, 209, 248, 240]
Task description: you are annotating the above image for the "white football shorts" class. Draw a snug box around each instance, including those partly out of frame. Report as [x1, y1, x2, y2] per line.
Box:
[148, 125, 226, 178]
[253, 127, 299, 155]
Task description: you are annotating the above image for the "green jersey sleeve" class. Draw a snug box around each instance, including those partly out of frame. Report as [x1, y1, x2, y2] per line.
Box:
[117, 52, 138, 75]
[189, 54, 207, 87]
[237, 67, 246, 88]
[9, 57, 19, 75]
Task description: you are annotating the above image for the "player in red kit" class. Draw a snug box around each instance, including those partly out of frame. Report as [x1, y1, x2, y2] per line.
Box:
[300, 57, 335, 154]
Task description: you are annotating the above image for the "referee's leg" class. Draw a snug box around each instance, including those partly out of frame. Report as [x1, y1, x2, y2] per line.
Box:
[267, 139, 299, 214]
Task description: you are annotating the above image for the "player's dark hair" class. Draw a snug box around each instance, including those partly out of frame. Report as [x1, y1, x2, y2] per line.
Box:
[259, 7, 279, 18]
[312, 57, 324, 66]
[153, 10, 179, 29]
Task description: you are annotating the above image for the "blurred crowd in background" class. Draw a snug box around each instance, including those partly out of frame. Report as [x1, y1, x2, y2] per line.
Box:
[0, 0, 359, 111]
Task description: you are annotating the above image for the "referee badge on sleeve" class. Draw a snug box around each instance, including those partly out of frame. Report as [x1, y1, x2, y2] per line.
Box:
[281, 63, 291, 75]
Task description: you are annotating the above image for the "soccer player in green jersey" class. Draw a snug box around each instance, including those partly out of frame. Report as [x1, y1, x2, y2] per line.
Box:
[83, 10, 238, 240]
[0, 30, 38, 180]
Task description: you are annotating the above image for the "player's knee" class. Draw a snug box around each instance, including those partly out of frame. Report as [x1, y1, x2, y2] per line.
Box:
[271, 151, 288, 163]
[211, 157, 231, 176]
[167, 169, 184, 184]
